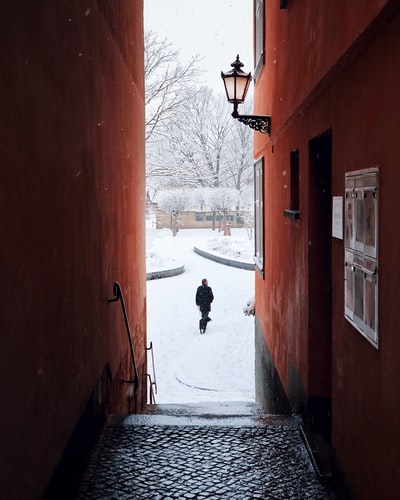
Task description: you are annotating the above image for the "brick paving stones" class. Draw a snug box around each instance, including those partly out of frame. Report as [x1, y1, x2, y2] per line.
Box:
[78, 404, 334, 499]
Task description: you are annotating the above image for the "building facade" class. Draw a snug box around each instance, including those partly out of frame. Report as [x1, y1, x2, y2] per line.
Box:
[153, 207, 247, 231]
[253, 1, 400, 498]
[0, 2, 147, 498]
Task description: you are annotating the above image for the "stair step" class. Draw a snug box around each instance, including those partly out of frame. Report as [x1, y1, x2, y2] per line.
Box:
[109, 401, 297, 428]
[144, 400, 264, 417]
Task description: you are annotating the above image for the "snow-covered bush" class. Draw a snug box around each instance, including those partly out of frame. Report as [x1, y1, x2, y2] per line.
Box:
[206, 237, 252, 259]
[243, 296, 255, 316]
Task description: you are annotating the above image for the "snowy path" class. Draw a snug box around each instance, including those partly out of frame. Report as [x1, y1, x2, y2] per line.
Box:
[146, 228, 255, 404]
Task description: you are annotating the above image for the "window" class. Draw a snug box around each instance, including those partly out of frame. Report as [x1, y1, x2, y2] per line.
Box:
[283, 150, 300, 220]
[344, 168, 378, 347]
[195, 213, 203, 221]
[254, 157, 264, 275]
[254, 0, 264, 81]
[290, 150, 300, 211]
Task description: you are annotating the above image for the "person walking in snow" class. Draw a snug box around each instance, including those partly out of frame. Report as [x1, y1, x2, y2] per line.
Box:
[196, 278, 214, 334]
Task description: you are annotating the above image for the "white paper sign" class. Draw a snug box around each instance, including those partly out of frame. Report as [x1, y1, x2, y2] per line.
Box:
[332, 196, 343, 239]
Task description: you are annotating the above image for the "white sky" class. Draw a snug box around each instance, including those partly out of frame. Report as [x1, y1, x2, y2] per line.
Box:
[144, 0, 253, 95]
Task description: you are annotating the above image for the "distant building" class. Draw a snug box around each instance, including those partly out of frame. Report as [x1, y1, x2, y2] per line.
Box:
[153, 206, 247, 230]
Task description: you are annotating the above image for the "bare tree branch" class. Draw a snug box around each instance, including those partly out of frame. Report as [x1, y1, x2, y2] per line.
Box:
[144, 32, 253, 201]
[144, 30, 203, 141]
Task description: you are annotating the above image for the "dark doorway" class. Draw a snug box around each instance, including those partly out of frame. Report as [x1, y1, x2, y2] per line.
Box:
[307, 132, 332, 441]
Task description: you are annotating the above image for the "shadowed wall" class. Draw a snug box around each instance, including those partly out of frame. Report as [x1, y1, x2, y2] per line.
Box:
[0, 2, 146, 498]
[254, 1, 400, 498]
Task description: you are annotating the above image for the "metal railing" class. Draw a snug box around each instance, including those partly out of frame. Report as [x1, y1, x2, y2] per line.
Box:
[108, 281, 138, 388]
[146, 342, 157, 404]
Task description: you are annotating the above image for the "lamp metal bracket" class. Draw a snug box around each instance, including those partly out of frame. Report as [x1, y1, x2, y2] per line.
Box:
[234, 113, 271, 135]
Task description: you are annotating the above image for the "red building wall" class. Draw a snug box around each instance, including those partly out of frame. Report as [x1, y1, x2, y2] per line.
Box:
[0, 2, 146, 498]
[254, 1, 400, 497]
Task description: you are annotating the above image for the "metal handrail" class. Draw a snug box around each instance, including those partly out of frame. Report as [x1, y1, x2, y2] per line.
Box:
[146, 342, 157, 403]
[108, 281, 138, 388]
[146, 374, 157, 404]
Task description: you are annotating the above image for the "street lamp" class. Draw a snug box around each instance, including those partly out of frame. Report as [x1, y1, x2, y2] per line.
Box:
[221, 55, 271, 135]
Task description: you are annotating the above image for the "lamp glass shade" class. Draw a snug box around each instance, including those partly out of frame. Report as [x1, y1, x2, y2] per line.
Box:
[221, 59, 252, 104]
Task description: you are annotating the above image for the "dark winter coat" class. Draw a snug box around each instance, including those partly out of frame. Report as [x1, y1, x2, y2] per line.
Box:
[195, 285, 214, 312]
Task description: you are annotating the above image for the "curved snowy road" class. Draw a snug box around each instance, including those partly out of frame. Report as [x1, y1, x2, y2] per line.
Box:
[146, 228, 255, 404]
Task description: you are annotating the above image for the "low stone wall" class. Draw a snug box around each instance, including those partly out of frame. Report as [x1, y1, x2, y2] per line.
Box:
[146, 265, 185, 281]
[146, 246, 253, 281]
[193, 246, 255, 271]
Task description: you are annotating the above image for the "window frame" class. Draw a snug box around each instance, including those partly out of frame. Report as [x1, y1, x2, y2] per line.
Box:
[254, 0, 265, 81]
[283, 149, 301, 220]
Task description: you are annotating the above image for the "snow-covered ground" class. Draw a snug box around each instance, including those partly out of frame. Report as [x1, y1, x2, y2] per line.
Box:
[146, 228, 255, 404]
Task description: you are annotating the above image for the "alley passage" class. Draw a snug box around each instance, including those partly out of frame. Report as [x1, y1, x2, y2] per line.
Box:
[78, 402, 334, 499]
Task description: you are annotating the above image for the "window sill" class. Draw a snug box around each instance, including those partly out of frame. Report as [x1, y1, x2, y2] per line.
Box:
[253, 256, 264, 279]
[283, 209, 301, 220]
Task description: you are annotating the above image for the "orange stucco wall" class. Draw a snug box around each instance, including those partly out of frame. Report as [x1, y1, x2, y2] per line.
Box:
[254, 1, 400, 497]
[254, 0, 390, 150]
[0, 2, 146, 498]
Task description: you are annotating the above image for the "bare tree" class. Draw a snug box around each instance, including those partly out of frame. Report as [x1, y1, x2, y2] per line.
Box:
[239, 183, 255, 239]
[224, 106, 254, 193]
[203, 187, 238, 232]
[145, 30, 202, 142]
[144, 31, 254, 213]
[157, 189, 192, 235]
[163, 88, 233, 188]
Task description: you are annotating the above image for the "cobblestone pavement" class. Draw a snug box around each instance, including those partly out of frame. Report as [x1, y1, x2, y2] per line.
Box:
[78, 403, 334, 499]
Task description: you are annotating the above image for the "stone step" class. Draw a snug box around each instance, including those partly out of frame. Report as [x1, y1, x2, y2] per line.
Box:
[143, 400, 263, 417]
[109, 400, 297, 428]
